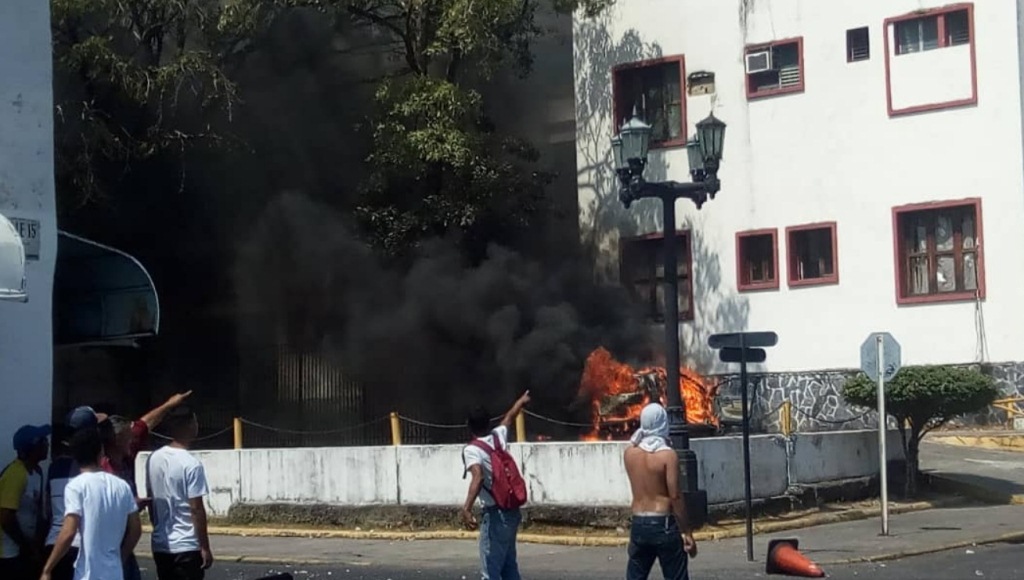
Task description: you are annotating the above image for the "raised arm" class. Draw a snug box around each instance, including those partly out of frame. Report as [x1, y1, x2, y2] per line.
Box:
[499, 391, 531, 429]
[139, 391, 192, 431]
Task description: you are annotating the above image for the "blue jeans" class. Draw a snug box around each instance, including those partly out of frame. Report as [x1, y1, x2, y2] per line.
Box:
[626, 515, 689, 580]
[479, 507, 521, 580]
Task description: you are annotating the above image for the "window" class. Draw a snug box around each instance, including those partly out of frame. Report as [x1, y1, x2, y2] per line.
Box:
[786, 223, 838, 287]
[620, 234, 694, 321]
[612, 57, 686, 148]
[745, 38, 804, 99]
[736, 229, 779, 291]
[847, 27, 870, 62]
[893, 200, 983, 304]
[895, 8, 970, 55]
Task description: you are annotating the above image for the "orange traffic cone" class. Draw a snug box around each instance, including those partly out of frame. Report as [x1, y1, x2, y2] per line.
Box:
[765, 539, 826, 577]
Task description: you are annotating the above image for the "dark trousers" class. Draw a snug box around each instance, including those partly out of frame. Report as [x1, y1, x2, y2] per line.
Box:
[153, 551, 204, 580]
[0, 555, 28, 580]
[43, 545, 79, 580]
[626, 515, 689, 580]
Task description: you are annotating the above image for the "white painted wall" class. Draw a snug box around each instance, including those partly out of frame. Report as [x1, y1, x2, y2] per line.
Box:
[0, 1, 56, 466]
[136, 432, 903, 517]
[574, 0, 1024, 374]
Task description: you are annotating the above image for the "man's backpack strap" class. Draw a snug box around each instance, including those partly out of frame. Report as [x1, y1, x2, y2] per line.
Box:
[463, 439, 493, 480]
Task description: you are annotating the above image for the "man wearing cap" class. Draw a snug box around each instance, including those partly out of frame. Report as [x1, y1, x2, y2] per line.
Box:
[0, 424, 50, 579]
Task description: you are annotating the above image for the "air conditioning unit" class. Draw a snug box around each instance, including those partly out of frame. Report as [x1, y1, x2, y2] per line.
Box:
[745, 50, 773, 73]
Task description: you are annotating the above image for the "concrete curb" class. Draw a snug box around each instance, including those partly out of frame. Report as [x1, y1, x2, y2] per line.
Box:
[819, 530, 1024, 566]
[138, 499, 953, 554]
[927, 474, 1024, 506]
[930, 435, 1024, 452]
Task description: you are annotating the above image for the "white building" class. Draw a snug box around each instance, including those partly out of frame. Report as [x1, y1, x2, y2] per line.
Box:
[574, 0, 1024, 421]
[0, 1, 58, 466]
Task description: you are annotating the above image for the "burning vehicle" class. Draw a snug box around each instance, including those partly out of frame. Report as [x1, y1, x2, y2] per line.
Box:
[577, 347, 722, 440]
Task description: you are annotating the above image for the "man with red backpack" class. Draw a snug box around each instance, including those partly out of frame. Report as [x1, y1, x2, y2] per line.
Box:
[460, 391, 531, 580]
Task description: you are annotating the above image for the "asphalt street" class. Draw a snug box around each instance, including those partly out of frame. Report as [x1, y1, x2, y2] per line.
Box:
[139, 540, 1024, 580]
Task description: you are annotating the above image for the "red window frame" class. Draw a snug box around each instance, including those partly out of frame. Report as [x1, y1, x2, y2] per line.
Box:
[883, 3, 978, 116]
[785, 222, 839, 288]
[735, 229, 779, 292]
[611, 55, 688, 150]
[744, 37, 805, 100]
[619, 232, 695, 322]
[891, 198, 985, 305]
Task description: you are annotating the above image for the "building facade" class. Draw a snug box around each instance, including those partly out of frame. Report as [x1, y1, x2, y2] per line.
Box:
[574, 0, 1024, 428]
[0, 1, 58, 465]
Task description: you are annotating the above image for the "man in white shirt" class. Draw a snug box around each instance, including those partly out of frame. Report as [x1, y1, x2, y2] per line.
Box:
[41, 427, 141, 580]
[460, 391, 530, 580]
[146, 406, 213, 580]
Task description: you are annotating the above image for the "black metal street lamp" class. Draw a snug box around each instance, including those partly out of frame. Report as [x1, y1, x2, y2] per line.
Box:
[612, 111, 727, 527]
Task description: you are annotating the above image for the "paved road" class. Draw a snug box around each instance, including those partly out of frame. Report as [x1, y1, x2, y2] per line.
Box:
[139, 540, 1023, 580]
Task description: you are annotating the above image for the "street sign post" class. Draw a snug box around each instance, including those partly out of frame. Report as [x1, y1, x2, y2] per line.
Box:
[708, 331, 778, 562]
[859, 332, 902, 537]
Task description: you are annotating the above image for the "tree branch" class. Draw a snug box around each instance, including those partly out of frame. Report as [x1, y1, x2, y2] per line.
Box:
[347, 5, 421, 74]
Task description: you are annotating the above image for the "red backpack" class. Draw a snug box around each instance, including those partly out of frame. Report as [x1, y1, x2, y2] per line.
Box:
[465, 434, 528, 510]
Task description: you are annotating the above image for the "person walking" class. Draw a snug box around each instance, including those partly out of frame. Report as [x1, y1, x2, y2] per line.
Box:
[1, 424, 49, 580]
[40, 427, 141, 580]
[146, 406, 213, 580]
[623, 403, 697, 580]
[460, 391, 531, 580]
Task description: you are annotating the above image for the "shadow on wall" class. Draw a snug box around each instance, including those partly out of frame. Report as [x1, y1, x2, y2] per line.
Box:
[573, 16, 750, 373]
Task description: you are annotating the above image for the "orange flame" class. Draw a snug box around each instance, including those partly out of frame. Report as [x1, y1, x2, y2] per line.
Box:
[578, 347, 719, 441]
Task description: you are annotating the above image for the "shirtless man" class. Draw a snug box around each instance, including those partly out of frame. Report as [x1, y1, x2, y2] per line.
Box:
[623, 403, 697, 580]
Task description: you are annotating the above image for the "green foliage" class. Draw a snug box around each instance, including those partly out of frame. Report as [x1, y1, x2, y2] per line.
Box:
[51, 0, 277, 208]
[843, 365, 999, 496]
[843, 365, 998, 430]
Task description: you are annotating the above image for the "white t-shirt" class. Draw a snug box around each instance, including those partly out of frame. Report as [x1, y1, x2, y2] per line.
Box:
[462, 426, 509, 508]
[146, 446, 209, 554]
[64, 471, 138, 580]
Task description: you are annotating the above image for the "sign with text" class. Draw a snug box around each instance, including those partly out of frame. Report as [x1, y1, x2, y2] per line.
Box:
[8, 217, 40, 260]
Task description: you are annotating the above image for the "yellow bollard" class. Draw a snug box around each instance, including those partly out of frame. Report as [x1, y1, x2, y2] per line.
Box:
[390, 412, 402, 446]
[780, 401, 793, 437]
[233, 417, 243, 450]
[516, 411, 526, 443]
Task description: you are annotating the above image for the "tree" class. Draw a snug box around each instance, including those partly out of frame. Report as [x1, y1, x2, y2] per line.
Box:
[286, 0, 616, 261]
[843, 365, 999, 496]
[51, 0, 279, 212]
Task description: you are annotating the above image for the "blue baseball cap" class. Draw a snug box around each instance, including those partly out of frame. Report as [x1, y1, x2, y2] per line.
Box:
[13, 424, 51, 454]
[67, 406, 99, 430]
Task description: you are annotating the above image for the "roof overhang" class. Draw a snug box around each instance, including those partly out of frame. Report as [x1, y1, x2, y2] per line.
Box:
[0, 212, 27, 302]
[54, 231, 159, 347]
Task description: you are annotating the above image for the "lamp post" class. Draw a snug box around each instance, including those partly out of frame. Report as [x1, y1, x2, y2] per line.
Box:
[611, 111, 727, 527]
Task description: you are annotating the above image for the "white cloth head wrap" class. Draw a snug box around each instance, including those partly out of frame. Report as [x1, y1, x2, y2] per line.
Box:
[630, 403, 672, 453]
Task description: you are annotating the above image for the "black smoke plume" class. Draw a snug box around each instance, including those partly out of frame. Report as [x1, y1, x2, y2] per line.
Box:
[235, 192, 654, 432]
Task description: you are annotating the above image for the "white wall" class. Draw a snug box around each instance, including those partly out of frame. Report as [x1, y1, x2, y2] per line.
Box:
[574, 0, 1024, 374]
[0, 1, 56, 466]
[137, 431, 904, 517]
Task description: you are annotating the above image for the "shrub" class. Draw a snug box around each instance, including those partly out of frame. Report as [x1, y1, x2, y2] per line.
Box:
[843, 365, 999, 496]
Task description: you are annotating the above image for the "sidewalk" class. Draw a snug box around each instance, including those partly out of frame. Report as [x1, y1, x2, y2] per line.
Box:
[138, 504, 1024, 571]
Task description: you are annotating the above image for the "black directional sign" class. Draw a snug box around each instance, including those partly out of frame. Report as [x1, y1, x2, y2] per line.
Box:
[708, 331, 778, 349]
[718, 347, 767, 364]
